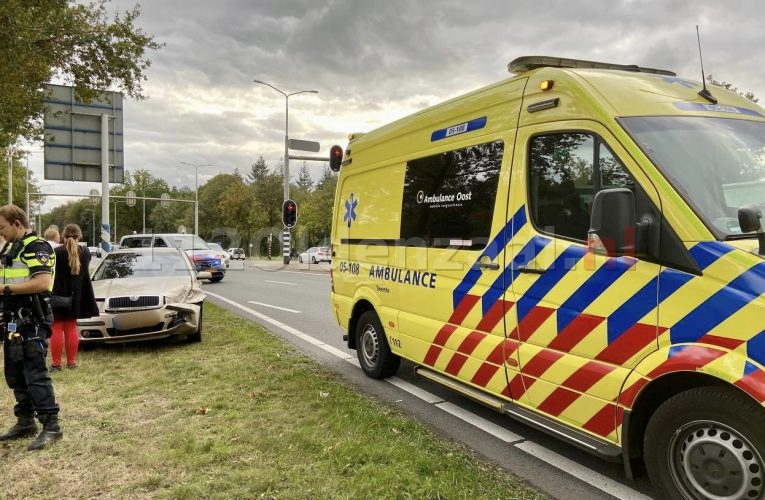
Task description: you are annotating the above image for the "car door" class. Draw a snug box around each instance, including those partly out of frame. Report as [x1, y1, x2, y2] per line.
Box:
[507, 125, 663, 443]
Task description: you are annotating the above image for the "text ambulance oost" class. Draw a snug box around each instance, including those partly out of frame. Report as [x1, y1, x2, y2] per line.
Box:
[329, 55, 765, 500]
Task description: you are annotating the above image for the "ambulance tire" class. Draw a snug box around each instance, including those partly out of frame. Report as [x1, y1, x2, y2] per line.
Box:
[356, 310, 400, 379]
[644, 386, 765, 500]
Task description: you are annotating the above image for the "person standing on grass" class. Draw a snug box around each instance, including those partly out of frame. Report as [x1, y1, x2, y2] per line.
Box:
[0, 204, 62, 451]
[44, 226, 61, 249]
[50, 224, 98, 371]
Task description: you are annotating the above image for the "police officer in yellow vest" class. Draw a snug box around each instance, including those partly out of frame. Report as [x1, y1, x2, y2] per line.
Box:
[0, 205, 62, 451]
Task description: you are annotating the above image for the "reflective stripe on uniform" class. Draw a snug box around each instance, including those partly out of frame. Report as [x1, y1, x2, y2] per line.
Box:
[1, 234, 55, 291]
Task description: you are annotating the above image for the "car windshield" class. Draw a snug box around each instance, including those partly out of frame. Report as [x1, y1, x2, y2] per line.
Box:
[93, 252, 192, 280]
[621, 116, 765, 238]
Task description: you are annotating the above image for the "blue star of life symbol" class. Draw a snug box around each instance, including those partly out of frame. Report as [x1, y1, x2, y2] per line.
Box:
[344, 193, 358, 228]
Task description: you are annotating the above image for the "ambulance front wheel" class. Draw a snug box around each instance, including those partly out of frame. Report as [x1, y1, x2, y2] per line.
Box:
[644, 386, 765, 500]
[356, 310, 400, 379]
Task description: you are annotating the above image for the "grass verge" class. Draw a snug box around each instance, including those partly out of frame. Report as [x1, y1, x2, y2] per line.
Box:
[0, 303, 546, 499]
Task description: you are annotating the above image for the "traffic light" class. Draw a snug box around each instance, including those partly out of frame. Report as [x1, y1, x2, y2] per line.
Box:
[329, 145, 343, 172]
[282, 199, 297, 228]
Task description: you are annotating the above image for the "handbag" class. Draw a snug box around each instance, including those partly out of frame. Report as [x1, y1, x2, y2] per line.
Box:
[50, 293, 73, 310]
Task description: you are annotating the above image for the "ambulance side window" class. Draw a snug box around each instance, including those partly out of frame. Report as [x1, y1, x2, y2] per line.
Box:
[401, 140, 503, 248]
[528, 133, 632, 242]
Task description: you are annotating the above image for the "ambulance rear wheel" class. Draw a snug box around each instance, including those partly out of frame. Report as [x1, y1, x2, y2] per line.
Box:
[644, 386, 765, 500]
[356, 310, 400, 379]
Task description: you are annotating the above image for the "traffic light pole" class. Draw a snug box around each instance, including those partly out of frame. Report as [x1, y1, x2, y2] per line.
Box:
[282, 229, 290, 264]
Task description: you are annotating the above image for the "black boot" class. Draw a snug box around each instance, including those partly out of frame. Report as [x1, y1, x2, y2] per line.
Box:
[27, 413, 62, 451]
[0, 414, 38, 441]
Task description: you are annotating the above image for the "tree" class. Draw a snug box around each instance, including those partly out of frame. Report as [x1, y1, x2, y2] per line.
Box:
[148, 186, 194, 234]
[0, 0, 163, 147]
[197, 172, 245, 239]
[295, 163, 313, 191]
[216, 176, 251, 248]
[0, 152, 43, 217]
[246, 156, 270, 184]
[707, 75, 759, 103]
[296, 167, 336, 249]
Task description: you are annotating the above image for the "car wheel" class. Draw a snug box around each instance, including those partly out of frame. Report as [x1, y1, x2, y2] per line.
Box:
[311, 256, 317, 264]
[187, 302, 203, 343]
[210, 276, 223, 283]
[644, 386, 765, 500]
[355, 310, 400, 379]
[298, 255, 303, 263]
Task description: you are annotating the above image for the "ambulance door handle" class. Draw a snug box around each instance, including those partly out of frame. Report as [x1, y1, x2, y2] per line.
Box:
[517, 266, 545, 275]
[475, 257, 499, 271]
[476, 262, 499, 270]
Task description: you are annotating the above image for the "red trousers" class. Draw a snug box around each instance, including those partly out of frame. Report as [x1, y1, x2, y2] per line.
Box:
[50, 318, 79, 367]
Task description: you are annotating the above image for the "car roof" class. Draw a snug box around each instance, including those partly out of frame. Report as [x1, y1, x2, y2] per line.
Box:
[107, 247, 185, 255]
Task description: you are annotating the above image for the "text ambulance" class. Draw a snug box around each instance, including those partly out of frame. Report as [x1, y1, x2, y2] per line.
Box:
[329, 56, 765, 500]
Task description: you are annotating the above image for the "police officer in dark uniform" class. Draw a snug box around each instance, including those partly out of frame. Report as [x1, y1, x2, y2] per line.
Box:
[0, 204, 62, 451]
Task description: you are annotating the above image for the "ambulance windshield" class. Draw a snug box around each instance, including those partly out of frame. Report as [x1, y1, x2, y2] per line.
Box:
[621, 116, 765, 237]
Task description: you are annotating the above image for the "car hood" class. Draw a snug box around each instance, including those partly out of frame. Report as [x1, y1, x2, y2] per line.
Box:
[185, 249, 219, 259]
[91, 276, 205, 303]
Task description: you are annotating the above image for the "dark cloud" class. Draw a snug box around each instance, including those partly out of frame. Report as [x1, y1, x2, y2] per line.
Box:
[38, 0, 765, 208]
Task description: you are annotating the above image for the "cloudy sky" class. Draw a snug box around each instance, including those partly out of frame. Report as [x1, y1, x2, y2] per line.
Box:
[31, 0, 765, 210]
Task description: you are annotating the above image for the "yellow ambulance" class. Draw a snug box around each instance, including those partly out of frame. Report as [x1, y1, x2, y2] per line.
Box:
[328, 56, 765, 499]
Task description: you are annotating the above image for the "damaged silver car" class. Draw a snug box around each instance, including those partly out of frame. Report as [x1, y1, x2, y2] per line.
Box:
[77, 247, 208, 344]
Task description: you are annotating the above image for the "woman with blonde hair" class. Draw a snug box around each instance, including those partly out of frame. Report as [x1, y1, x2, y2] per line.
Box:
[50, 224, 98, 370]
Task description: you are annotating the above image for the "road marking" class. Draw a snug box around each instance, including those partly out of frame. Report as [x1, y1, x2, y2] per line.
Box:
[263, 280, 296, 286]
[281, 270, 331, 277]
[206, 290, 646, 499]
[247, 301, 301, 313]
[437, 402, 524, 443]
[387, 377, 444, 404]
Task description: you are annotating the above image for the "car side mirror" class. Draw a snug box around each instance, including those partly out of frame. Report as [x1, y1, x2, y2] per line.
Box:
[588, 188, 636, 257]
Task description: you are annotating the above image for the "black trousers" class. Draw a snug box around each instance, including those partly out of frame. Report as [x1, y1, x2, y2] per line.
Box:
[2, 321, 59, 417]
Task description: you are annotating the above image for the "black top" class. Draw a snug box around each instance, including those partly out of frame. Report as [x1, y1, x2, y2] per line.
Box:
[52, 246, 99, 319]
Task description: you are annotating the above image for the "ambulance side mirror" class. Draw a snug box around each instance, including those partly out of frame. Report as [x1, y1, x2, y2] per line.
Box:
[588, 188, 636, 257]
[738, 204, 765, 255]
[738, 204, 763, 233]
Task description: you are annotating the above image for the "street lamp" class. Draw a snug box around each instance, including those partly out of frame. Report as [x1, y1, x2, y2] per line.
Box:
[252, 80, 318, 201]
[253, 80, 317, 264]
[179, 161, 211, 236]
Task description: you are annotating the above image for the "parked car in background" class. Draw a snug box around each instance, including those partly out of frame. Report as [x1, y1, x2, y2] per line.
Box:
[119, 233, 226, 282]
[77, 247, 208, 344]
[207, 242, 230, 267]
[298, 246, 331, 264]
[87, 246, 102, 258]
[228, 247, 245, 260]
